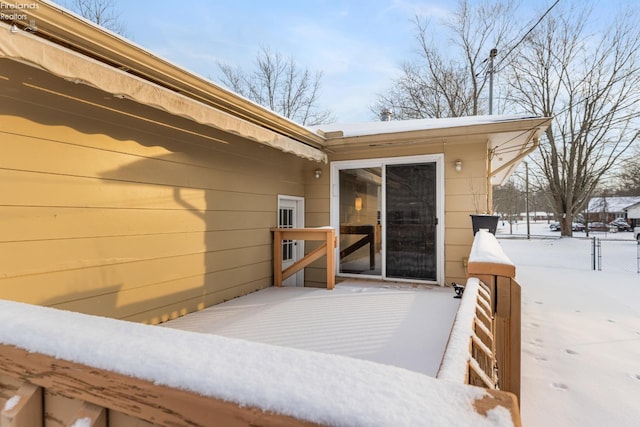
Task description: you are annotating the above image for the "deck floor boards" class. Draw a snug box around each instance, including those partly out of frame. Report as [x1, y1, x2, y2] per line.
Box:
[163, 281, 459, 376]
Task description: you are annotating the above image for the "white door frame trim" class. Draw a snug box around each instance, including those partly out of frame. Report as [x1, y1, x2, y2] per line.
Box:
[330, 154, 445, 285]
[277, 195, 305, 286]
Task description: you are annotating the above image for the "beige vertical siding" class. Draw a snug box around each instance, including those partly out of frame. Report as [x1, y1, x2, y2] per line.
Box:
[0, 61, 310, 323]
[443, 141, 490, 283]
[302, 164, 331, 287]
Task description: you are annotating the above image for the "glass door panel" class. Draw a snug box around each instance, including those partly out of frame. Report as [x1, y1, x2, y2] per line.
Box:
[338, 168, 382, 276]
[385, 163, 437, 281]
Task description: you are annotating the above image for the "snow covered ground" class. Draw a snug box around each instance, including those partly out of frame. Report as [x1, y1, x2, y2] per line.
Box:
[497, 222, 640, 427]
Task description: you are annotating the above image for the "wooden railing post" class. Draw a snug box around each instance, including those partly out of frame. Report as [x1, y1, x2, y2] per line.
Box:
[272, 227, 336, 289]
[467, 230, 521, 403]
[490, 276, 521, 400]
[325, 229, 335, 289]
[273, 228, 284, 287]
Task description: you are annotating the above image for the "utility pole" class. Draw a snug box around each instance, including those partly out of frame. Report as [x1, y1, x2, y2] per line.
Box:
[488, 48, 498, 115]
[525, 161, 530, 239]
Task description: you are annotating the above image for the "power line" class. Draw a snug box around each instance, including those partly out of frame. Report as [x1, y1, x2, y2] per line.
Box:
[486, 1, 561, 114]
[494, 0, 561, 72]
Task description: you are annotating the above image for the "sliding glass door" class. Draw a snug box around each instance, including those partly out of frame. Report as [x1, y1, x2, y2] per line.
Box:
[333, 155, 442, 284]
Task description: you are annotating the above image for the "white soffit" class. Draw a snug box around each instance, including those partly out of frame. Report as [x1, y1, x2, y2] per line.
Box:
[488, 129, 537, 185]
[0, 24, 327, 163]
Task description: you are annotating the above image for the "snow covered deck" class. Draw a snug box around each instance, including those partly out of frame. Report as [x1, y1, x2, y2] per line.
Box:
[162, 280, 460, 377]
[0, 286, 519, 427]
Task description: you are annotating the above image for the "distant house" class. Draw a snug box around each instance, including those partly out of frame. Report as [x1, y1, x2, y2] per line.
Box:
[625, 201, 640, 227]
[586, 196, 640, 223]
[517, 211, 554, 221]
[0, 2, 550, 323]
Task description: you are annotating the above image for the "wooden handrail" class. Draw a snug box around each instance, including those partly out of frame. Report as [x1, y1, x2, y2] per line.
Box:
[0, 344, 321, 427]
[0, 341, 522, 427]
[272, 227, 336, 289]
[466, 230, 521, 403]
[467, 229, 515, 278]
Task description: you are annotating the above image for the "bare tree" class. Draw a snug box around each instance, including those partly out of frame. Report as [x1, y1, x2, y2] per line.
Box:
[493, 178, 523, 232]
[66, 0, 128, 36]
[614, 151, 640, 195]
[507, 3, 640, 235]
[373, 0, 518, 119]
[218, 47, 333, 126]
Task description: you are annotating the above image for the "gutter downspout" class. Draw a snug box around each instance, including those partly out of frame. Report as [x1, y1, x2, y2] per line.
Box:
[486, 131, 540, 213]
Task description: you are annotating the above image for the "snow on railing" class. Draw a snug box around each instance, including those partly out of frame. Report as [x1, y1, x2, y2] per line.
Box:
[468, 229, 515, 278]
[463, 229, 522, 403]
[437, 278, 497, 388]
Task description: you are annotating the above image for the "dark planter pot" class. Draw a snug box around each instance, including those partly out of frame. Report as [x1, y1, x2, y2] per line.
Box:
[470, 214, 500, 235]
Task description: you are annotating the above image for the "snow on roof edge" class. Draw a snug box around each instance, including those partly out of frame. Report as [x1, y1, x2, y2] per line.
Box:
[308, 114, 544, 138]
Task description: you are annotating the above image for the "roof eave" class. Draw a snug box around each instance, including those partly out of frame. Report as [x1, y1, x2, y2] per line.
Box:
[20, 1, 325, 149]
[323, 117, 551, 152]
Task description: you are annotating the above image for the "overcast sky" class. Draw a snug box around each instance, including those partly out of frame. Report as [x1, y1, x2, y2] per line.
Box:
[66, 1, 607, 123]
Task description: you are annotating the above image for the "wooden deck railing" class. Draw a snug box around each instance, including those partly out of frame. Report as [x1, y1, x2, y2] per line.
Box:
[0, 297, 523, 427]
[438, 229, 521, 403]
[271, 227, 336, 289]
[0, 344, 321, 427]
[0, 228, 524, 426]
[437, 278, 498, 388]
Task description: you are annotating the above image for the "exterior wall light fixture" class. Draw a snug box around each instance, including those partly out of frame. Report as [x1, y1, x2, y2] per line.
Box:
[455, 160, 463, 173]
[314, 168, 322, 179]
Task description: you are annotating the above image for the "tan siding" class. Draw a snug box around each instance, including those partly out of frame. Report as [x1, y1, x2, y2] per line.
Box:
[445, 140, 490, 283]
[445, 226, 475, 245]
[2, 227, 272, 278]
[304, 197, 329, 217]
[445, 193, 478, 213]
[303, 267, 332, 287]
[303, 171, 331, 285]
[1, 169, 276, 211]
[446, 210, 481, 228]
[0, 207, 275, 243]
[0, 67, 309, 323]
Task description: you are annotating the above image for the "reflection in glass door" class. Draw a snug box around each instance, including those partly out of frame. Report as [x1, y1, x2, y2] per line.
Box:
[338, 168, 382, 276]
